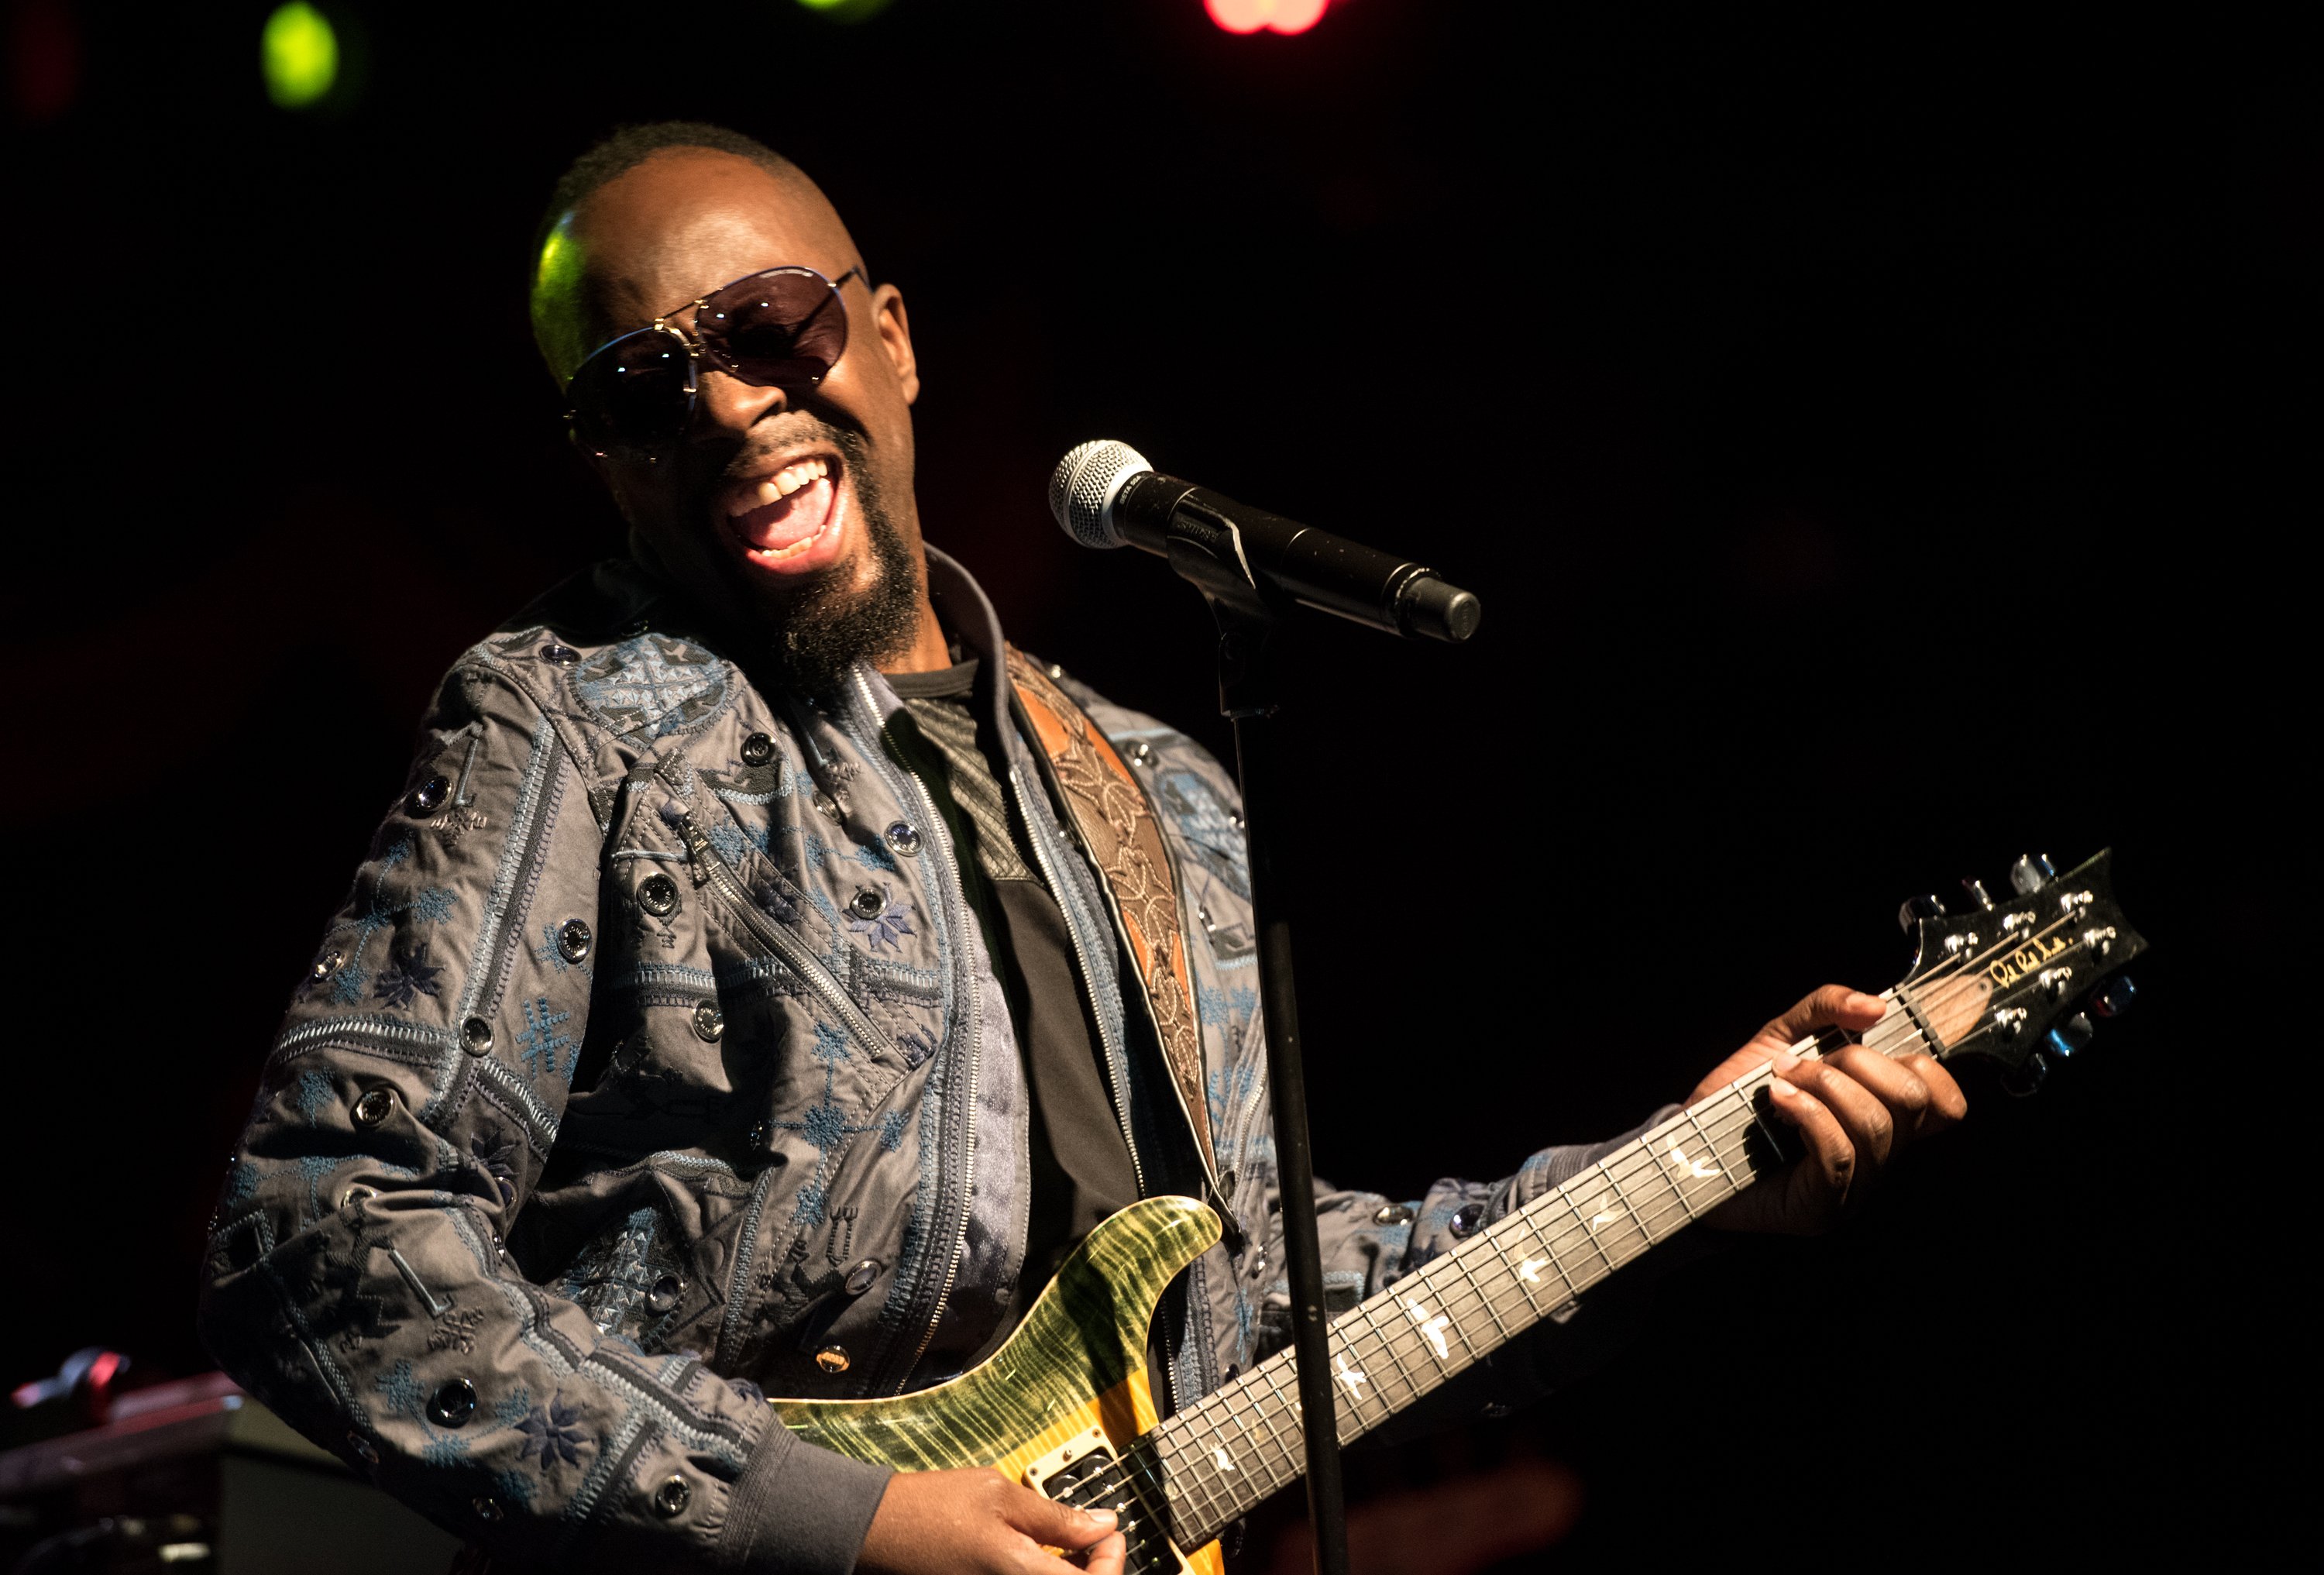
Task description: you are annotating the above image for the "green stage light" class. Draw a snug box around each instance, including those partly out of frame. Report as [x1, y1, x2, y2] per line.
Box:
[796, 0, 895, 22]
[262, 3, 338, 108]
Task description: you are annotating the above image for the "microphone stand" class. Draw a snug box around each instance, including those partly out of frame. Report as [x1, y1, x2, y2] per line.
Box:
[1162, 514, 1352, 1575]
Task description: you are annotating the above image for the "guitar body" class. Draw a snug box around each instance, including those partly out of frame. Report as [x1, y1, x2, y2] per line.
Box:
[772, 1195, 1226, 1573]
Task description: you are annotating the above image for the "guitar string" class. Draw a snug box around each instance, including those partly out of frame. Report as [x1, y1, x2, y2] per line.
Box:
[1067, 903, 2109, 1540]
[1154, 978, 2081, 1533]
[1081, 1078, 1796, 1535]
[1074, 1033, 1902, 1535]
[1147, 1108, 1771, 1542]
[1096, 1032, 1920, 1535]
[1162, 937, 2101, 1532]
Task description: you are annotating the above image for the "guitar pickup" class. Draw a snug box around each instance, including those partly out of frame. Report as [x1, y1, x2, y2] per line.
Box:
[1023, 1424, 1191, 1573]
[1022, 1425, 1113, 1496]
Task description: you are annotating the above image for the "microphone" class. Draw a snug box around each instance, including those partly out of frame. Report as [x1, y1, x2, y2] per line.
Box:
[1047, 439, 1481, 643]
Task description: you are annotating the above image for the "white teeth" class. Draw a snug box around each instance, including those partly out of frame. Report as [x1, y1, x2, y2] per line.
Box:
[744, 457, 831, 511]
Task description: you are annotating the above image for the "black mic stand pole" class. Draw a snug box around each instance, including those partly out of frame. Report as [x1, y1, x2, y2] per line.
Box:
[1163, 517, 1350, 1575]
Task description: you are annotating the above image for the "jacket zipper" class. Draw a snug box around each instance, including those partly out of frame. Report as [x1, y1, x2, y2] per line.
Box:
[669, 811, 897, 1063]
[851, 669, 985, 1392]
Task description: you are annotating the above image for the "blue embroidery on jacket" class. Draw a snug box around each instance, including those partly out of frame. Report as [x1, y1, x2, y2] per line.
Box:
[293, 1071, 335, 1120]
[709, 820, 771, 868]
[847, 892, 914, 952]
[318, 836, 458, 1005]
[572, 635, 727, 738]
[514, 998, 575, 1083]
[372, 943, 445, 1010]
[514, 1398, 588, 1476]
[532, 924, 593, 979]
[772, 1022, 877, 1226]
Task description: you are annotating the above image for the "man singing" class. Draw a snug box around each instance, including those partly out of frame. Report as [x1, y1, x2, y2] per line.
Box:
[198, 122, 1962, 1574]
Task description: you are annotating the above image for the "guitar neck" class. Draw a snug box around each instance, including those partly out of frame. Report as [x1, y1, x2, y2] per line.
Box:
[1143, 994, 1955, 1547]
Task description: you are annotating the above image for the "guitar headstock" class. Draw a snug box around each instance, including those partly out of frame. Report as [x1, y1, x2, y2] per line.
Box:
[1892, 850, 2146, 1093]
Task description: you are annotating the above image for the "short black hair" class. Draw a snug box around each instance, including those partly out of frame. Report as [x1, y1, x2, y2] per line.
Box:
[535, 120, 805, 257]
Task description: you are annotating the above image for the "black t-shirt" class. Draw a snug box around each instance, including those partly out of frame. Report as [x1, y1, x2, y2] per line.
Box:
[881, 658, 1141, 1332]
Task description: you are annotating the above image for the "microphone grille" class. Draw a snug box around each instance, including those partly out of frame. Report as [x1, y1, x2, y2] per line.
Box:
[1048, 438, 1153, 549]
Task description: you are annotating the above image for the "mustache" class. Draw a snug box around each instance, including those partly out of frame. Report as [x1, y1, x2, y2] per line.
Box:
[714, 412, 871, 485]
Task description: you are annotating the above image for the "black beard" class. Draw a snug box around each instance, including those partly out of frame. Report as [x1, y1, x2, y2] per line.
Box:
[758, 424, 922, 699]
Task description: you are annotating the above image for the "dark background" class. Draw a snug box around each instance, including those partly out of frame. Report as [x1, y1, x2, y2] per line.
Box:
[3, 1, 2299, 1567]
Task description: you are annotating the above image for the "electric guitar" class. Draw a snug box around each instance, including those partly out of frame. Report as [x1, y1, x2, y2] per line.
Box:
[771, 851, 2145, 1573]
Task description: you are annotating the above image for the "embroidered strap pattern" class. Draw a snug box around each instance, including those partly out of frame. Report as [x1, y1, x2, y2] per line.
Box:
[1005, 648, 1216, 1178]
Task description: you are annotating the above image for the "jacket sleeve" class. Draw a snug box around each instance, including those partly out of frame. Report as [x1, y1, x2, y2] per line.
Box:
[196, 660, 889, 1573]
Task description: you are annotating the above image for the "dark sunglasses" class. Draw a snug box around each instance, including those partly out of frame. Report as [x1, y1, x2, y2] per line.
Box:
[565, 263, 864, 459]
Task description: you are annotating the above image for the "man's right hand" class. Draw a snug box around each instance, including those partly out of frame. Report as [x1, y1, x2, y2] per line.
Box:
[857, 1467, 1126, 1574]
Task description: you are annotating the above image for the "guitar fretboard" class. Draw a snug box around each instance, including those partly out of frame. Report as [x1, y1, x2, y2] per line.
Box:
[1135, 994, 1954, 1549]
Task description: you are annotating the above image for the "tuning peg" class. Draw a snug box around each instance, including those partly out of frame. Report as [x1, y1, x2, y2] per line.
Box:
[1897, 894, 1947, 934]
[2090, 976, 2137, 1019]
[2000, 1049, 2051, 1098]
[2009, 853, 2056, 896]
[1961, 879, 1996, 912]
[2045, 1013, 2094, 1059]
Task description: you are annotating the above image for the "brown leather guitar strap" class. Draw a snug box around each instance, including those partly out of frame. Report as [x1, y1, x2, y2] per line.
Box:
[1004, 647, 1217, 1179]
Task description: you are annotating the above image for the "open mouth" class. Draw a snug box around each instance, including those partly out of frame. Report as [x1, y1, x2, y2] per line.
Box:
[722, 453, 847, 574]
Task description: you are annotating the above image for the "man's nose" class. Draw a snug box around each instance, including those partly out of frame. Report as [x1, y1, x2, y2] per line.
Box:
[694, 368, 789, 435]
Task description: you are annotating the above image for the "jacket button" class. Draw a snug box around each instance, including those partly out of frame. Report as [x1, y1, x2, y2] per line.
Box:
[884, 821, 922, 858]
[652, 1474, 691, 1518]
[843, 1258, 882, 1296]
[461, 1017, 493, 1056]
[692, 1000, 724, 1041]
[646, 1274, 683, 1315]
[1372, 1203, 1414, 1226]
[741, 732, 775, 766]
[352, 1088, 394, 1128]
[407, 776, 449, 816]
[557, 918, 593, 963]
[338, 1184, 379, 1212]
[1126, 741, 1153, 767]
[539, 641, 580, 667]
[310, 947, 344, 982]
[426, 1379, 477, 1428]
[472, 1496, 504, 1523]
[638, 874, 680, 918]
[346, 1431, 379, 1466]
[814, 1345, 851, 1374]
[813, 790, 844, 824]
[1449, 1203, 1483, 1238]
[849, 888, 885, 920]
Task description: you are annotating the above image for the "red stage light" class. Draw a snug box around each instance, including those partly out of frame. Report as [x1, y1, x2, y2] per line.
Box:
[1205, 0, 1329, 36]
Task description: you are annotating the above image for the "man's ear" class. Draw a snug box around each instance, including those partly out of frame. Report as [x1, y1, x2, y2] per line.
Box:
[870, 282, 920, 406]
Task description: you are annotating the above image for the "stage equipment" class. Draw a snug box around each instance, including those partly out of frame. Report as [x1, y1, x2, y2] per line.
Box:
[1049, 440, 1480, 643]
[769, 855, 2145, 1575]
[1046, 439, 1473, 1574]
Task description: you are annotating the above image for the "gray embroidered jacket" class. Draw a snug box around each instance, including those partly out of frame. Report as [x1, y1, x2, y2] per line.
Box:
[197, 549, 1645, 1572]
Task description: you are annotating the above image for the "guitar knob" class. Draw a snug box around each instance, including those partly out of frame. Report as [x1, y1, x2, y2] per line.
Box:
[1961, 879, 1996, 912]
[2009, 853, 2056, 896]
[2090, 976, 2137, 1019]
[2045, 1013, 2094, 1059]
[1897, 894, 1947, 934]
